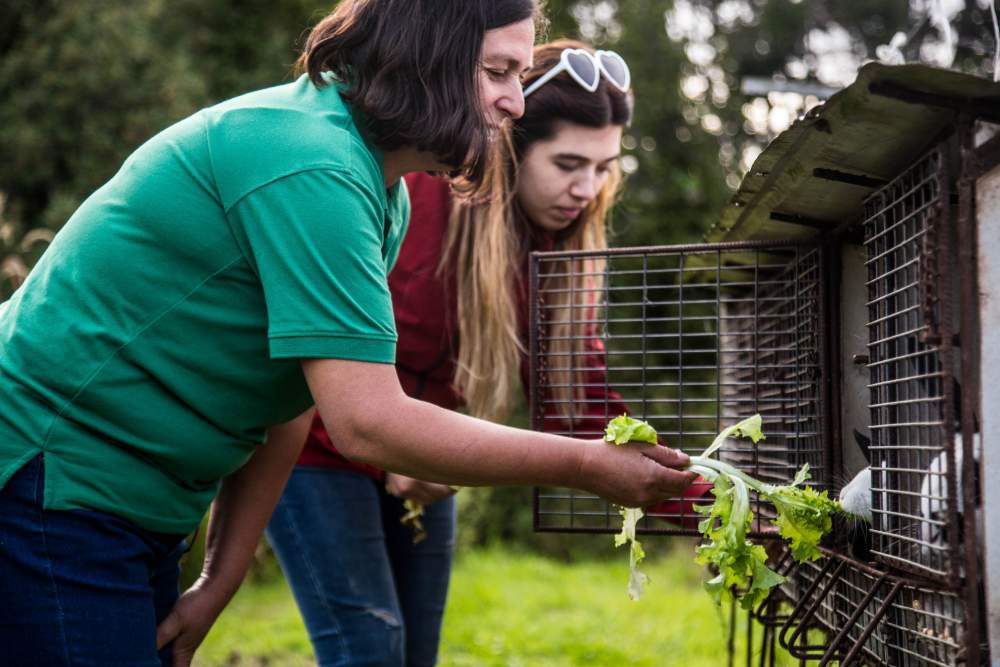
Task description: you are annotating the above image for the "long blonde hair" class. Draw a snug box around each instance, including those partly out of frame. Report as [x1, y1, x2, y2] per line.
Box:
[440, 40, 632, 422]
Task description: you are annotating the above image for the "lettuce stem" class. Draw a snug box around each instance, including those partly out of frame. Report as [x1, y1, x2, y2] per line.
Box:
[688, 456, 774, 495]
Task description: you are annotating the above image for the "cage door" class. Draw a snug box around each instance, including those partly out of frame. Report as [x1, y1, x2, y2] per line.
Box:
[529, 240, 829, 536]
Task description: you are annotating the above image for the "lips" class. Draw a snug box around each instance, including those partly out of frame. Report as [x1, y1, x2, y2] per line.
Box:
[554, 207, 582, 220]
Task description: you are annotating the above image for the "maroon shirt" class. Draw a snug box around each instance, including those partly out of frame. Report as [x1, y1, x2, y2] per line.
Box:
[297, 172, 629, 476]
[297, 173, 710, 527]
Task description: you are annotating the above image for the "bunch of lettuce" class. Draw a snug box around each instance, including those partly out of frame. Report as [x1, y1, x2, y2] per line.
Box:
[604, 414, 842, 607]
[603, 414, 659, 600]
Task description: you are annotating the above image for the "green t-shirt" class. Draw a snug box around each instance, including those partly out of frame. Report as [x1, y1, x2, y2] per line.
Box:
[0, 75, 410, 534]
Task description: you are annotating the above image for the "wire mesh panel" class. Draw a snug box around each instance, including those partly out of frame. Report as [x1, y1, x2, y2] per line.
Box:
[863, 146, 962, 580]
[884, 585, 964, 666]
[529, 241, 828, 535]
[776, 548, 965, 666]
[778, 556, 892, 664]
[717, 244, 825, 491]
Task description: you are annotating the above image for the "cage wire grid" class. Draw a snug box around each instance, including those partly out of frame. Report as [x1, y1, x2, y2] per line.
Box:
[863, 145, 966, 582]
[528, 240, 828, 536]
[771, 547, 964, 666]
[750, 143, 972, 667]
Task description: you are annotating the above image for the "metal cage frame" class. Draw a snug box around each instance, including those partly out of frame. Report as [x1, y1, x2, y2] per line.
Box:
[528, 123, 991, 664]
[758, 546, 967, 666]
[528, 239, 833, 537]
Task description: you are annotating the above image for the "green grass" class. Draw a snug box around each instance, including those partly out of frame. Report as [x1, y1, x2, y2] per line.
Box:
[196, 541, 796, 666]
[194, 573, 314, 667]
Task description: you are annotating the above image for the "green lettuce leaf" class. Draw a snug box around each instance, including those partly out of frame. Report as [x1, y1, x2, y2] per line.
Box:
[700, 414, 765, 459]
[769, 480, 840, 562]
[604, 414, 658, 445]
[694, 474, 784, 608]
[616, 501, 650, 601]
[602, 413, 840, 606]
[605, 415, 657, 599]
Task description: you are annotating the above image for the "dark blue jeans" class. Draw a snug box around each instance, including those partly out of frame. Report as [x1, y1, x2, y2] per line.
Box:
[0, 456, 186, 667]
[266, 467, 456, 667]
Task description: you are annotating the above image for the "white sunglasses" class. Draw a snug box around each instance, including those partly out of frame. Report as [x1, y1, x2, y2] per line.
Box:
[522, 48, 631, 98]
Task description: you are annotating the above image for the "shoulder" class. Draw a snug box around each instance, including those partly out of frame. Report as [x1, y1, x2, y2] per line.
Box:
[204, 77, 383, 211]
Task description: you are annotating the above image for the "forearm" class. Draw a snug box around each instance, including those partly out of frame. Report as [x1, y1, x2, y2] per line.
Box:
[336, 393, 588, 488]
[306, 358, 586, 488]
[198, 410, 313, 597]
[305, 359, 693, 507]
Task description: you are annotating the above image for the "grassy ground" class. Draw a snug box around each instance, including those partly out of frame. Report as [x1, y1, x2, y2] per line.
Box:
[196, 540, 795, 666]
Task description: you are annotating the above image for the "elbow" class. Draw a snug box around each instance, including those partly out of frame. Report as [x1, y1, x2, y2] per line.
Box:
[321, 406, 386, 466]
[304, 358, 409, 468]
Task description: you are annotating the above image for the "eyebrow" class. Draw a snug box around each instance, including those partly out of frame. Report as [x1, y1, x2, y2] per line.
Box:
[553, 152, 622, 164]
[484, 55, 531, 74]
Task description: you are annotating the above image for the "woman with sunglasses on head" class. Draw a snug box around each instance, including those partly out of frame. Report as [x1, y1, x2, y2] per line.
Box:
[0, 3, 696, 666]
[267, 40, 701, 667]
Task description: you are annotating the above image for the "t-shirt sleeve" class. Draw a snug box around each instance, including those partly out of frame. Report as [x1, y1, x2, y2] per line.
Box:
[227, 168, 397, 363]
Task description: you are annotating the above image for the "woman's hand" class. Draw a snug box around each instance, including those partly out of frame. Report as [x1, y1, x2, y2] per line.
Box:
[385, 472, 456, 505]
[156, 578, 230, 667]
[577, 439, 695, 507]
[154, 409, 313, 666]
[305, 360, 694, 508]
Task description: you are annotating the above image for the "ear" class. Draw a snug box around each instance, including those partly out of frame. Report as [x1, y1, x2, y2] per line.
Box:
[853, 428, 871, 462]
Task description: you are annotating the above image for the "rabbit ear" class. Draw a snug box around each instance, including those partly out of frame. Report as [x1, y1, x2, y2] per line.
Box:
[853, 429, 871, 462]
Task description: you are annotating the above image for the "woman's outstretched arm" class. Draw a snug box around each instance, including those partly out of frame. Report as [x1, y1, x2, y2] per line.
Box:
[304, 358, 695, 507]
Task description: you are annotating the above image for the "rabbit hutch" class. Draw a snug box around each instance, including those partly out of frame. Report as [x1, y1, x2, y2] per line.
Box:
[527, 63, 1000, 665]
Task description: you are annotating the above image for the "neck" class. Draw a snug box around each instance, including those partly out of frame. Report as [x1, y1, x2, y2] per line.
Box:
[381, 147, 450, 188]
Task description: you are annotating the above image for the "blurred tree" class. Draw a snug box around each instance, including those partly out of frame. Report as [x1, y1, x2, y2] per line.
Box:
[0, 0, 319, 232]
[1, 0, 996, 551]
[547, 0, 732, 247]
[657, 0, 995, 186]
[544, 0, 995, 217]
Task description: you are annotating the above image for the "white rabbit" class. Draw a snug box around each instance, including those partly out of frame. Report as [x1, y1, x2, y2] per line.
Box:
[838, 430, 981, 570]
[839, 464, 872, 523]
[918, 432, 982, 562]
[837, 430, 878, 561]
[839, 428, 875, 522]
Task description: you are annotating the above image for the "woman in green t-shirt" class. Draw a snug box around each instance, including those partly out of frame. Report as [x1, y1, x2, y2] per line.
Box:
[0, 2, 694, 665]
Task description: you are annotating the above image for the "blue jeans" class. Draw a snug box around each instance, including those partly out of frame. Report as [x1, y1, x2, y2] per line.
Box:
[0, 455, 186, 666]
[266, 467, 456, 667]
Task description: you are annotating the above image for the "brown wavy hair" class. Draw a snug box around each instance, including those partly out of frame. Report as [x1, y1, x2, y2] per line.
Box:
[296, 0, 543, 182]
[442, 40, 633, 422]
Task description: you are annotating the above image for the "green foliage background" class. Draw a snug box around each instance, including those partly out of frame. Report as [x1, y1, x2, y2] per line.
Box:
[2, 0, 995, 555]
[1, 0, 322, 229]
[3, 0, 994, 272]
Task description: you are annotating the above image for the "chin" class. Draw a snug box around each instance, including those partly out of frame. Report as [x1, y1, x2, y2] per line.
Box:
[543, 218, 574, 233]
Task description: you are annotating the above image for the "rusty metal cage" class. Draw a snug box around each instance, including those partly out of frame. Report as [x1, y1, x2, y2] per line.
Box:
[728, 133, 986, 666]
[862, 146, 967, 582]
[764, 547, 967, 666]
[529, 240, 829, 535]
[527, 104, 992, 662]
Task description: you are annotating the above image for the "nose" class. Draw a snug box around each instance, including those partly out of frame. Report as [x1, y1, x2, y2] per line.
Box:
[496, 81, 525, 120]
[569, 170, 598, 201]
